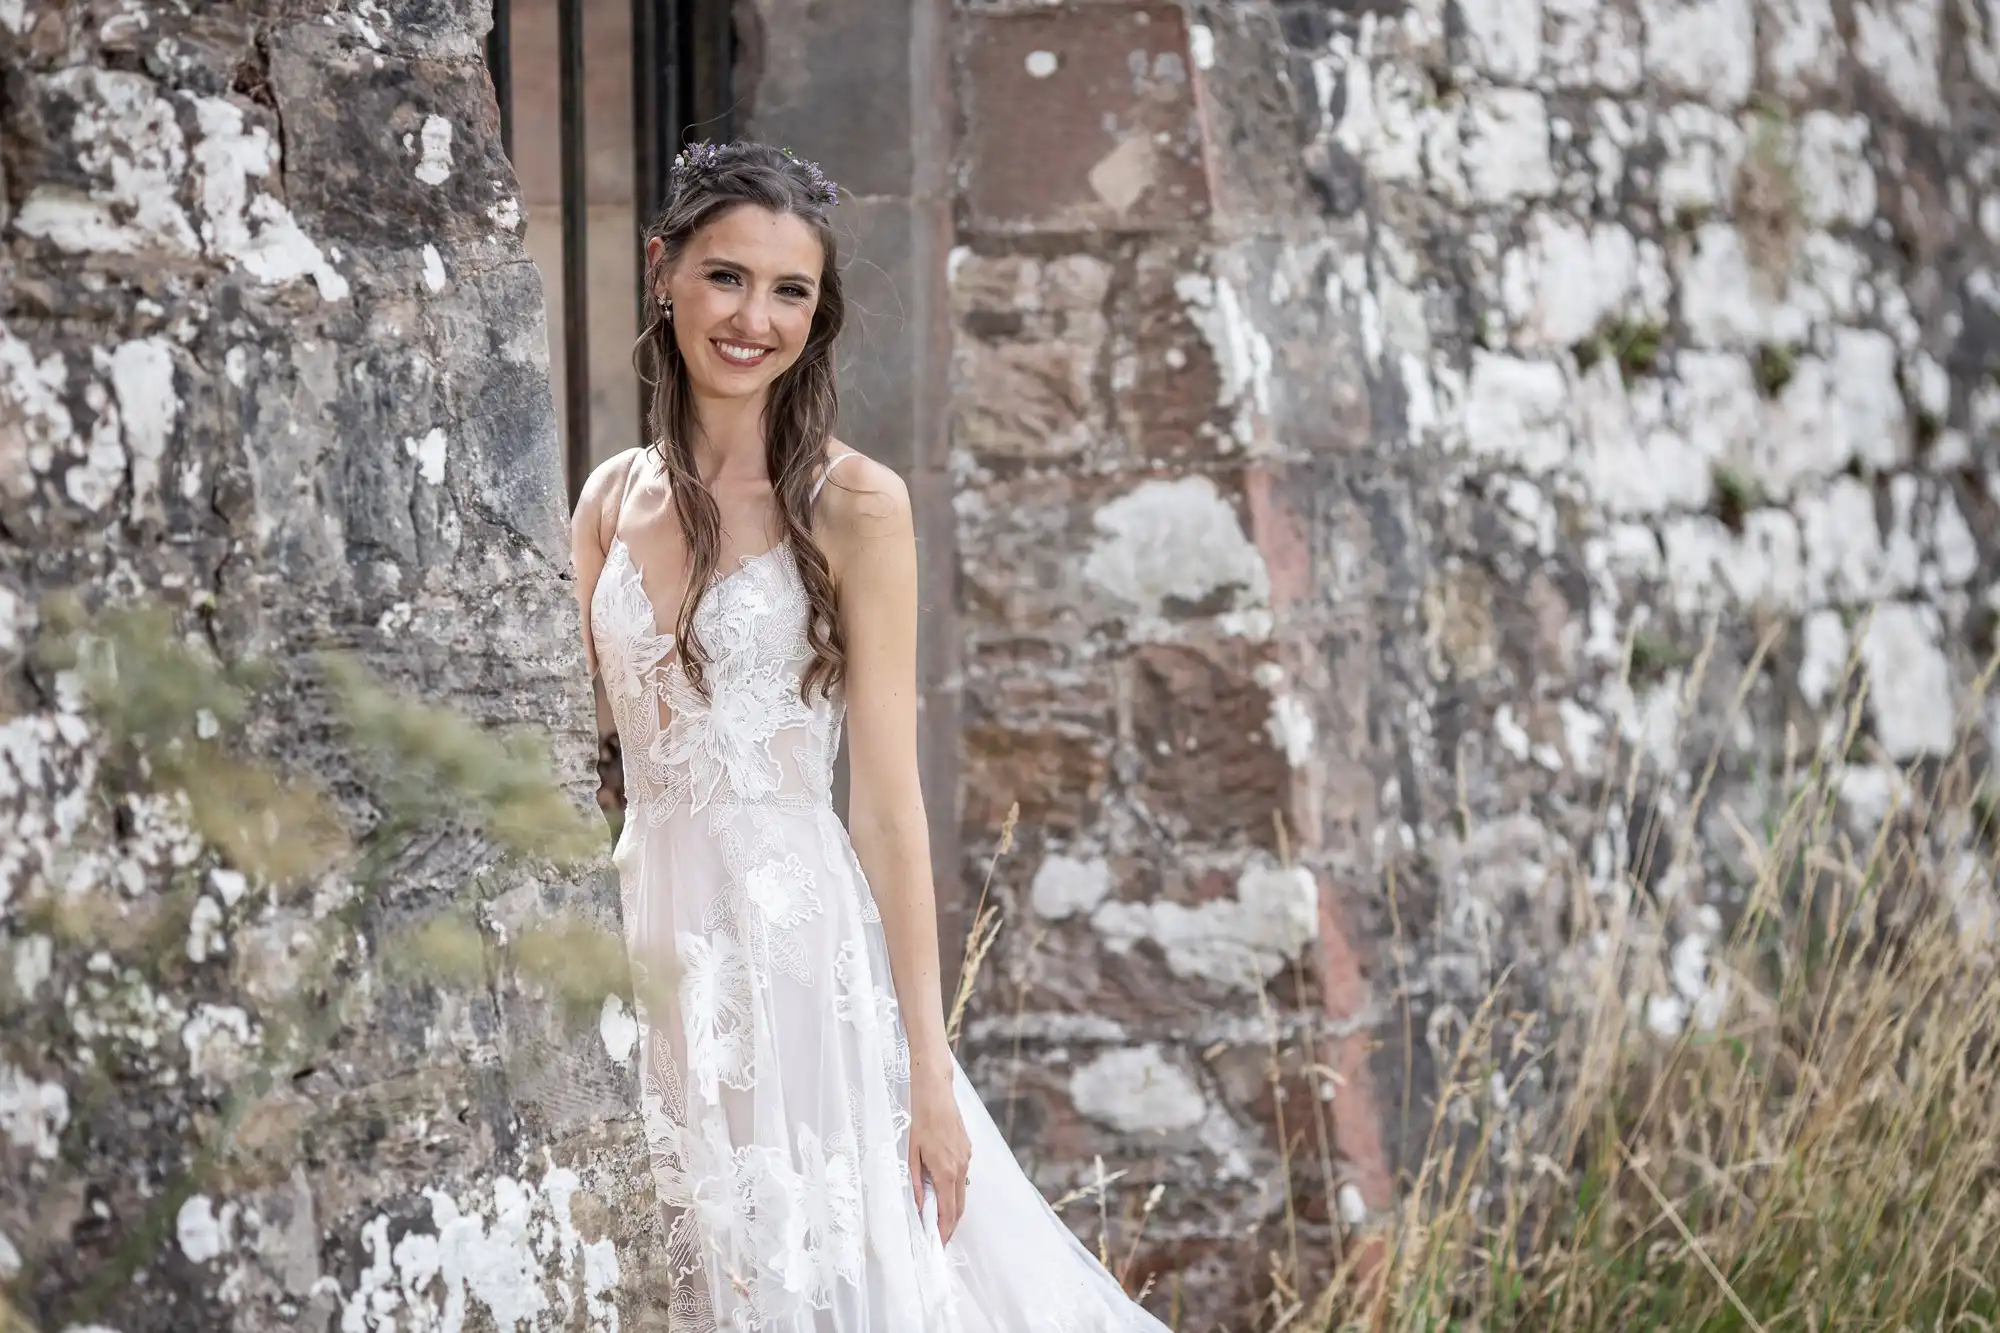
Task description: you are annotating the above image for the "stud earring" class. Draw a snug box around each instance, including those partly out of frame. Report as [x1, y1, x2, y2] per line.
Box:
[660, 296, 673, 320]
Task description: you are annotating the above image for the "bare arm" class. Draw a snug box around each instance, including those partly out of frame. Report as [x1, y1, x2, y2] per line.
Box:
[571, 449, 639, 818]
[826, 457, 947, 1064]
[820, 450, 969, 1238]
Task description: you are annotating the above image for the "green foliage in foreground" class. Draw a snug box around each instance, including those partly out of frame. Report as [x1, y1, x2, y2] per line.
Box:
[9, 599, 635, 1331]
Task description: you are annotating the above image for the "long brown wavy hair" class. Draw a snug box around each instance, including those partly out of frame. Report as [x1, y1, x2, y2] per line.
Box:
[635, 141, 846, 703]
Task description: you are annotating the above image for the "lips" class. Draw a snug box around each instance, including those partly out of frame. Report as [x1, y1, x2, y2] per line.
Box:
[712, 339, 773, 368]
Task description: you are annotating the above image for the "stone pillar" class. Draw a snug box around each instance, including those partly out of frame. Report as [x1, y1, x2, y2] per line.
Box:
[739, 0, 964, 956]
[948, 2, 1395, 1318]
[0, 1, 664, 1327]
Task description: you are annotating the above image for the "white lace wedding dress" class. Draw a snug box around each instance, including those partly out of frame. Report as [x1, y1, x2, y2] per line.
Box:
[589, 460, 1171, 1331]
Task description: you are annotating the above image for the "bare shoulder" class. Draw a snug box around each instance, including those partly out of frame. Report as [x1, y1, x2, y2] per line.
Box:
[572, 447, 644, 546]
[816, 443, 910, 539]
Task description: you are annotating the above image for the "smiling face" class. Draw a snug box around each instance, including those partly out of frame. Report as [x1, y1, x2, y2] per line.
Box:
[652, 204, 826, 407]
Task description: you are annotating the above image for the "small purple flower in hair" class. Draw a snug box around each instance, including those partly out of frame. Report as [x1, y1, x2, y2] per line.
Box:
[781, 146, 841, 207]
[671, 140, 726, 185]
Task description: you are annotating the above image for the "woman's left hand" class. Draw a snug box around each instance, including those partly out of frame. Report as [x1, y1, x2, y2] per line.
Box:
[908, 1067, 972, 1244]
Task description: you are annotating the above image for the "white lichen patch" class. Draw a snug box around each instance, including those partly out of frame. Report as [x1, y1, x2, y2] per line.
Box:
[1265, 694, 1316, 767]
[11, 934, 54, 1000]
[340, 1168, 621, 1333]
[1752, 330, 1909, 493]
[186, 894, 226, 963]
[422, 244, 448, 293]
[1764, 0, 1841, 95]
[1860, 602, 1956, 760]
[1500, 212, 1664, 349]
[186, 97, 350, 300]
[1640, 0, 1756, 105]
[1, 1060, 70, 1159]
[1, 318, 73, 499]
[1092, 861, 1319, 992]
[597, 994, 637, 1069]
[1460, 352, 1568, 473]
[177, 1194, 237, 1264]
[1082, 476, 1270, 623]
[1068, 1045, 1207, 1135]
[1645, 909, 1729, 1037]
[1462, 88, 1555, 202]
[1546, 0, 1643, 91]
[1852, 0, 1946, 125]
[1456, 0, 1541, 82]
[1656, 104, 1744, 219]
[1173, 271, 1274, 449]
[405, 429, 448, 485]
[1030, 853, 1114, 920]
[1573, 365, 1717, 516]
[1799, 478, 1885, 604]
[413, 115, 455, 186]
[14, 69, 199, 256]
[210, 867, 249, 907]
[181, 1003, 256, 1082]
[94, 337, 176, 526]
[1798, 608, 1850, 709]
[1677, 224, 1811, 347]
[1793, 112, 1878, 227]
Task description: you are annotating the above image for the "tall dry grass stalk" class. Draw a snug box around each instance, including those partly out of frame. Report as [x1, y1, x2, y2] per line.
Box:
[1280, 636, 2000, 1333]
[946, 801, 1017, 1050]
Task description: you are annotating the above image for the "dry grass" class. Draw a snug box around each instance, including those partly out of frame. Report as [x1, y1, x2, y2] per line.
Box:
[945, 627, 2000, 1333]
[1287, 649, 2000, 1332]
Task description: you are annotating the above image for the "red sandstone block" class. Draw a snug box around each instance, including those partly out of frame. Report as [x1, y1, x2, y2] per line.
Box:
[962, 3, 1212, 234]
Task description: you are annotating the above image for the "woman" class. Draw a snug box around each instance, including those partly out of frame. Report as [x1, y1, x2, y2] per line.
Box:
[571, 140, 1169, 1330]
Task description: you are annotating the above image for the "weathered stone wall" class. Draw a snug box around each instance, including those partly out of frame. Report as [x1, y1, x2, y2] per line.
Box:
[1, 2, 666, 1329]
[948, 0, 2000, 1321]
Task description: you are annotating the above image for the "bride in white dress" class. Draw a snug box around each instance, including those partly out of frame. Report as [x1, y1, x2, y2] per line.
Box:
[570, 140, 1172, 1331]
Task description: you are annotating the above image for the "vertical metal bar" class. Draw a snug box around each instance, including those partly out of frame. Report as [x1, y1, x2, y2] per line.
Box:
[627, 0, 729, 453]
[690, 0, 733, 140]
[674, 0, 699, 135]
[559, 0, 590, 506]
[485, 0, 513, 159]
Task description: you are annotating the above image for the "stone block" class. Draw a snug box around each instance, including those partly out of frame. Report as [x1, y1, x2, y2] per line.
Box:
[835, 197, 920, 474]
[951, 249, 1111, 460]
[743, 0, 915, 199]
[1125, 640, 1291, 849]
[961, 3, 1210, 234]
[962, 721, 1109, 836]
[955, 337, 1101, 461]
[270, 26, 516, 249]
[1110, 245, 1223, 463]
[954, 470, 1107, 634]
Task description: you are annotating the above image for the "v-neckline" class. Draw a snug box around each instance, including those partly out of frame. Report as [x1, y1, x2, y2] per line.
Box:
[607, 535, 788, 642]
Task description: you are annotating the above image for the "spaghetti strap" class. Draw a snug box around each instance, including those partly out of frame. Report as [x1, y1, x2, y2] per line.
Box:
[809, 449, 855, 505]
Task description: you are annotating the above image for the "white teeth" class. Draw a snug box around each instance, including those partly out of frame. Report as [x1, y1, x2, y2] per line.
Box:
[717, 343, 767, 363]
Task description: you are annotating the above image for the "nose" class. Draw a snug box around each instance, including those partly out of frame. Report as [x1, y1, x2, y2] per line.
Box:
[732, 289, 776, 342]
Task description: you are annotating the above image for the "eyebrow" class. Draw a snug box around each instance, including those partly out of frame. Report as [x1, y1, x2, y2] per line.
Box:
[702, 256, 819, 288]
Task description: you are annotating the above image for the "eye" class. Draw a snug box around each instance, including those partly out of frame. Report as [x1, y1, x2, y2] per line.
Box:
[779, 283, 813, 301]
[705, 269, 742, 287]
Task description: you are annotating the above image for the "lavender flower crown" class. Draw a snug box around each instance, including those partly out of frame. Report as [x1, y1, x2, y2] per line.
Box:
[669, 140, 840, 209]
